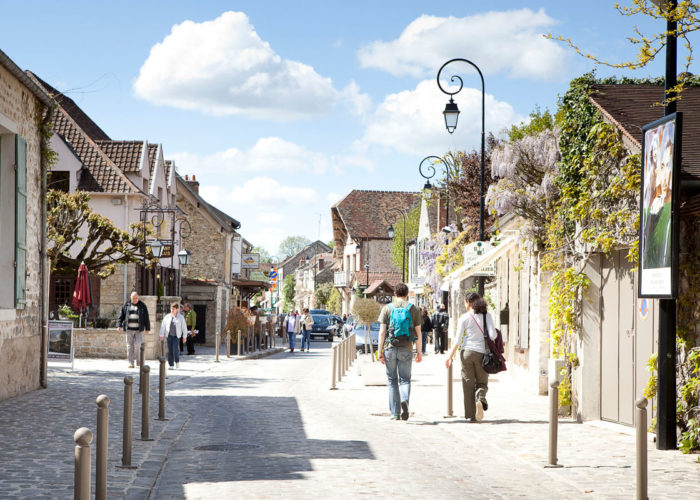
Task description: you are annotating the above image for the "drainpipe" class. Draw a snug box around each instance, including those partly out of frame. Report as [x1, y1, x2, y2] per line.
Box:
[40, 104, 54, 389]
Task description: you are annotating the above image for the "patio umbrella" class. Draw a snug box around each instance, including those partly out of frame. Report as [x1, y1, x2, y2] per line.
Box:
[72, 262, 92, 327]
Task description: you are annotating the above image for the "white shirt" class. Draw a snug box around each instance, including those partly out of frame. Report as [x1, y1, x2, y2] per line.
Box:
[454, 311, 497, 354]
[159, 313, 188, 339]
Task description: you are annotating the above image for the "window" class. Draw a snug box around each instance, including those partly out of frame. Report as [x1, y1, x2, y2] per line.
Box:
[49, 170, 70, 192]
[15, 135, 27, 309]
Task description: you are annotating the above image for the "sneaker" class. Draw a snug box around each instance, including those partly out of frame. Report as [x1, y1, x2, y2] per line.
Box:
[390, 415, 400, 420]
[480, 398, 488, 411]
[128, 364, 134, 369]
[475, 400, 484, 421]
[467, 417, 478, 423]
[176, 362, 180, 368]
[400, 401, 409, 421]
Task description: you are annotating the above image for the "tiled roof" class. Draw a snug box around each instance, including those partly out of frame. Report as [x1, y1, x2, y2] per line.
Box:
[147, 144, 159, 179]
[27, 71, 110, 141]
[364, 278, 397, 295]
[164, 160, 173, 184]
[356, 271, 403, 289]
[52, 108, 136, 193]
[589, 84, 700, 181]
[332, 190, 420, 240]
[95, 140, 144, 173]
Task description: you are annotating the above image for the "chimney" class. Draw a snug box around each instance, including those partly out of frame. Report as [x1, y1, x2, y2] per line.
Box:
[185, 174, 199, 194]
[318, 257, 325, 270]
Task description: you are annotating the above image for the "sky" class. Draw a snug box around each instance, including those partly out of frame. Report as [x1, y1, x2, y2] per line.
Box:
[1, 1, 692, 257]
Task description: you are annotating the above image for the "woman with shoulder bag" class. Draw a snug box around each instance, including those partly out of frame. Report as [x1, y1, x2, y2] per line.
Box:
[300, 308, 314, 352]
[445, 292, 497, 422]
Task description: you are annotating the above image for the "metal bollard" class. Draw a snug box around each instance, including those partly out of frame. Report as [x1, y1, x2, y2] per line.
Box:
[157, 356, 167, 421]
[73, 427, 93, 500]
[215, 331, 220, 362]
[344, 338, 349, 374]
[330, 344, 337, 389]
[337, 342, 343, 383]
[138, 342, 145, 394]
[237, 329, 242, 356]
[546, 380, 563, 467]
[140, 366, 153, 441]
[445, 362, 454, 417]
[160, 338, 165, 358]
[226, 330, 231, 358]
[118, 376, 136, 469]
[95, 395, 110, 500]
[636, 397, 648, 500]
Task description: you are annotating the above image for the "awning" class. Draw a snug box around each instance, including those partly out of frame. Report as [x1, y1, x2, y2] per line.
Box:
[445, 236, 518, 284]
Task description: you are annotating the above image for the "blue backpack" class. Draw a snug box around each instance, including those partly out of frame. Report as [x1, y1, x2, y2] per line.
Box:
[388, 303, 414, 341]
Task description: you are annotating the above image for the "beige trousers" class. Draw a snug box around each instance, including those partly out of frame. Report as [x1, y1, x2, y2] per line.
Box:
[460, 349, 489, 419]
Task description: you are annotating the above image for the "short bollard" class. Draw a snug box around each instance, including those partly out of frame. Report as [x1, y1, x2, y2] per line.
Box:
[74, 427, 93, 500]
[138, 342, 145, 394]
[95, 395, 110, 500]
[160, 338, 165, 358]
[636, 397, 648, 500]
[118, 376, 137, 469]
[237, 329, 242, 356]
[157, 356, 168, 421]
[337, 343, 343, 383]
[546, 380, 563, 468]
[215, 331, 220, 362]
[445, 362, 454, 417]
[226, 330, 231, 358]
[140, 366, 153, 441]
[330, 344, 337, 390]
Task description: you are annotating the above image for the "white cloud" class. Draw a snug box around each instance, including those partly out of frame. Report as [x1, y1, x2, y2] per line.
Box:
[226, 177, 316, 206]
[342, 81, 372, 118]
[134, 11, 339, 120]
[326, 192, 341, 204]
[171, 137, 329, 177]
[359, 79, 522, 157]
[358, 10, 566, 80]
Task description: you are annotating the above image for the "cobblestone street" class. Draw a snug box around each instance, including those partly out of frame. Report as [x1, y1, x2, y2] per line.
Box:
[0, 340, 697, 499]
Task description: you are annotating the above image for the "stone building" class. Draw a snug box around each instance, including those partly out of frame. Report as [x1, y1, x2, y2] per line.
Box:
[274, 241, 332, 313]
[330, 190, 419, 315]
[0, 50, 53, 400]
[294, 251, 337, 310]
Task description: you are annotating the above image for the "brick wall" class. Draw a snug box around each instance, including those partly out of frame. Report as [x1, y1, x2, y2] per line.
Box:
[0, 64, 45, 401]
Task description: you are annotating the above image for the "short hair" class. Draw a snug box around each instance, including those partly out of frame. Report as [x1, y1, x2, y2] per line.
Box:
[394, 283, 409, 298]
[184, 303, 191, 308]
[170, 302, 180, 309]
[131, 291, 139, 298]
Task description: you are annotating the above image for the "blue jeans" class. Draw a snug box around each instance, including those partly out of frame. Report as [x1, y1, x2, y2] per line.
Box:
[288, 331, 297, 350]
[301, 328, 311, 350]
[384, 347, 413, 417]
[167, 335, 180, 366]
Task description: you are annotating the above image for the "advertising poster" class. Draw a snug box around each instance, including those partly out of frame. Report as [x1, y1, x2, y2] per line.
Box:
[241, 253, 260, 269]
[48, 320, 74, 366]
[639, 113, 681, 298]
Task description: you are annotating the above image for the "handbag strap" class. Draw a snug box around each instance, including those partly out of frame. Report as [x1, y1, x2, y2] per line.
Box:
[471, 313, 492, 353]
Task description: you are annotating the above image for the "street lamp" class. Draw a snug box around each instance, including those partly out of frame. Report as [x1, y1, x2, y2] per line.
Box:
[177, 248, 190, 297]
[354, 229, 370, 288]
[385, 207, 408, 283]
[419, 155, 452, 233]
[437, 58, 486, 295]
[148, 239, 164, 258]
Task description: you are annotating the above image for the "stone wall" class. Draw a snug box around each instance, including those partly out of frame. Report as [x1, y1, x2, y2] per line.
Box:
[178, 197, 226, 283]
[98, 263, 137, 318]
[0, 63, 46, 401]
[73, 328, 161, 360]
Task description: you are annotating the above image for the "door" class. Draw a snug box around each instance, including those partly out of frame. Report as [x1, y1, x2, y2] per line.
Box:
[193, 304, 206, 344]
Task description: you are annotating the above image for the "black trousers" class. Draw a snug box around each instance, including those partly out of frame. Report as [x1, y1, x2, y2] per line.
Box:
[186, 334, 195, 354]
[434, 329, 446, 353]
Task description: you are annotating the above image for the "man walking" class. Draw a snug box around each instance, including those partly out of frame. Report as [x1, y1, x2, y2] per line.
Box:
[183, 303, 197, 355]
[432, 304, 449, 354]
[378, 283, 422, 420]
[117, 291, 151, 368]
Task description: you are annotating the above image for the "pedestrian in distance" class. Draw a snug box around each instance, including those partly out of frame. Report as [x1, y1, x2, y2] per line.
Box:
[377, 283, 422, 421]
[420, 306, 432, 355]
[116, 291, 151, 369]
[160, 302, 188, 369]
[445, 292, 497, 422]
[183, 303, 197, 355]
[432, 303, 449, 354]
[299, 308, 314, 352]
[286, 310, 300, 352]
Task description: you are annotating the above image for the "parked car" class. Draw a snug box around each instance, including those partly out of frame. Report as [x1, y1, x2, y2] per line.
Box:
[354, 322, 381, 353]
[310, 314, 335, 341]
[310, 309, 330, 315]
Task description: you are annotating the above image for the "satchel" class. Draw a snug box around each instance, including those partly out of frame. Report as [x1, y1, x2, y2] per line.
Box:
[474, 313, 506, 374]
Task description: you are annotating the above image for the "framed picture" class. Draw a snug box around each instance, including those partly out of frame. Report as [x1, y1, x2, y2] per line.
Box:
[638, 112, 682, 298]
[48, 320, 74, 367]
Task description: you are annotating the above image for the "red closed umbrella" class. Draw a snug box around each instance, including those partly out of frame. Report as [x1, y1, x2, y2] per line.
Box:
[72, 263, 92, 324]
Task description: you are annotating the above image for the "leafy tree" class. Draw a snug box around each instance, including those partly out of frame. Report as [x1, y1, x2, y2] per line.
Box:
[327, 240, 335, 250]
[47, 189, 157, 278]
[282, 274, 296, 312]
[278, 235, 312, 259]
[390, 204, 420, 273]
[327, 287, 342, 314]
[252, 246, 275, 263]
[314, 282, 333, 308]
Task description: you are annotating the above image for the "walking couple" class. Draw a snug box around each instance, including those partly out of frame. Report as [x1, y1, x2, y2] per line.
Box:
[285, 309, 314, 353]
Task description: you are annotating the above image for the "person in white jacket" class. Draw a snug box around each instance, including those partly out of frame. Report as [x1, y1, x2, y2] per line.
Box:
[160, 302, 188, 368]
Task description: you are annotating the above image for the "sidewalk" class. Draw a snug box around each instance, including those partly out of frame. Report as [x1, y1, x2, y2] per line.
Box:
[0, 344, 282, 500]
[336, 351, 700, 499]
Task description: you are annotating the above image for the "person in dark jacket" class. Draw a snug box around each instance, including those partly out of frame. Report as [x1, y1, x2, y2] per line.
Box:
[117, 291, 151, 368]
[421, 306, 432, 355]
[432, 304, 449, 354]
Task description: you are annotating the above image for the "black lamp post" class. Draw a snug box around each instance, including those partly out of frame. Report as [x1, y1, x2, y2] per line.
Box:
[437, 58, 486, 295]
[385, 207, 408, 283]
[177, 249, 191, 297]
[419, 155, 452, 233]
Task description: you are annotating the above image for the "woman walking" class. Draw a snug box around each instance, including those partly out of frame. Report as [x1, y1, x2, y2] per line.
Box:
[299, 308, 314, 352]
[159, 302, 188, 369]
[445, 292, 497, 422]
[286, 311, 301, 353]
[420, 307, 432, 355]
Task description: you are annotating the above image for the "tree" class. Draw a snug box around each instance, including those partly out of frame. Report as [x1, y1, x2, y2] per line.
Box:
[278, 235, 311, 259]
[390, 204, 420, 272]
[327, 287, 342, 314]
[252, 246, 275, 263]
[327, 240, 335, 250]
[314, 282, 333, 308]
[47, 189, 157, 278]
[282, 274, 296, 312]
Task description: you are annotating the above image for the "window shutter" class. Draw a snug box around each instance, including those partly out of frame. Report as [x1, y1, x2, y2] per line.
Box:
[15, 135, 27, 309]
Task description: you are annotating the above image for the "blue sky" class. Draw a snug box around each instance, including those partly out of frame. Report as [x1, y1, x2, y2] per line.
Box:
[1, 1, 691, 256]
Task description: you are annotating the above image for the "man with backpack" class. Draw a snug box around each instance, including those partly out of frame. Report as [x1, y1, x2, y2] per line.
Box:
[432, 304, 449, 354]
[377, 283, 422, 421]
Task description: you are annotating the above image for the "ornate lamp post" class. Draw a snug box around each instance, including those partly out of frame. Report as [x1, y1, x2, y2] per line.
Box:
[437, 58, 486, 294]
[177, 249, 190, 298]
[419, 155, 452, 233]
[385, 207, 408, 283]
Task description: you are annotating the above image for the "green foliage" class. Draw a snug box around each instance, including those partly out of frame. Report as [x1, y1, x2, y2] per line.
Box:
[643, 353, 658, 400]
[252, 247, 275, 263]
[390, 205, 420, 272]
[282, 274, 296, 312]
[435, 229, 471, 278]
[314, 282, 333, 308]
[327, 240, 335, 250]
[327, 287, 342, 314]
[278, 235, 312, 259]
[58, 304, 79, 320]
[507, 107, 557, 142]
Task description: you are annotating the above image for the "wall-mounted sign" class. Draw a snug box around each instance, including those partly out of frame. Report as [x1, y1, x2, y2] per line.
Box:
[639, 112, 681, 298]
[241, 253, 260, 269]
[48, 320, 74, 367]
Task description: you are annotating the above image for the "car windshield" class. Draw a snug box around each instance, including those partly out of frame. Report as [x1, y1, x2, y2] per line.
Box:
[312, 315, 330, 325]
[356, 322, 381, 331]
